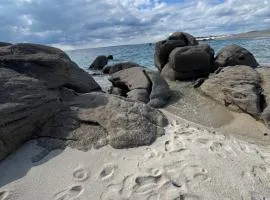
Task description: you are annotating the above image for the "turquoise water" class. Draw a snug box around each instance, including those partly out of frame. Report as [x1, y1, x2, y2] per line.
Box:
[67, 37, 270, 71]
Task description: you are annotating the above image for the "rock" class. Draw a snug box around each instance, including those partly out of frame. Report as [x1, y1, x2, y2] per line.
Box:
[200, 65, 262, 116]
[0, 43, 69, 59]
[38, 92, 168, 150]
[107, 55, 113, 60]
[0, 43, 100, 92]
[108, 68, 171, 108]
[109, 67, 151, 102]
[168, 32, 198, 45]
[109, 86, 128, 97]
[146, 72, 171, 108]
[193, 78, 206, 88]
[0, 67, 61, 160]
[154, 40, 186, 71]
[109, 67, 150, 91]
[214, 45, 259, 70]
[127, 89, 150, 103]
[89, 55, 108, 70]
[103, 62, 141, 74]
[256, 67, 270, 127]
[154, 32, 198, 71]
[0, 42, 12, 47]
[161, 44, 214, 81]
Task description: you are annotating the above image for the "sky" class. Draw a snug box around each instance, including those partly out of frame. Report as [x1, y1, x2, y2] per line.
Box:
[0, 0, 269, 50]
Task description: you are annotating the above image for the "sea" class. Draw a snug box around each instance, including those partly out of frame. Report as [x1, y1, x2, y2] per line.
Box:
[66, 37, 270, 89]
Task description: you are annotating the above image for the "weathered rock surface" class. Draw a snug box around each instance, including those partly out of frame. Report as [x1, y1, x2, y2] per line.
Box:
[0, 67, 61, 160]
[37, 92, 168, 150]
[89, 55, 108, 70]
[0, 43, 100, 92]
[200, 65, 262, 116]
[256, 67, 270, 127]
[214, 45, 259, 69]
[102, 62, 142, 74]
[154, 32, 198, 71]
[161, 44, 214, 81]
[147, 72, 171, 108]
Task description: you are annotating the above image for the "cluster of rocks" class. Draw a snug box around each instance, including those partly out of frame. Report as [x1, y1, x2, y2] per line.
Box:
[0, 43, 168, 161]
[89, 55, 172, 108]
[155, 32, 259, 81]
[155, 32, 270, 130]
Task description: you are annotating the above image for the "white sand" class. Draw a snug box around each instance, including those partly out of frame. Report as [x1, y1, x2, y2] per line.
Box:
[0, 116, 270, 200]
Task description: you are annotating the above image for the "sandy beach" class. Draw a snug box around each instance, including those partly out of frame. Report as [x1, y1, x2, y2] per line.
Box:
[1, 112, 270, 200]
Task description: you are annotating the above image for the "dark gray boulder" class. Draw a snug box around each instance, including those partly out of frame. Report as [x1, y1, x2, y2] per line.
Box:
[146, 72, 171, 108]
[154, 40, 186, 71]
[38, 92, 168, 150]
[154, 32, 198, 71]
[89, 55, 108, 70]
[0, 43, 101, 92]
[161, 44, 214, 81]
[214, 45, 259, 70]
[0, 67, 61, 160]
[102, 62, 141, 74]
[168, 32, 198, 45]
[200, 65, 262, 117]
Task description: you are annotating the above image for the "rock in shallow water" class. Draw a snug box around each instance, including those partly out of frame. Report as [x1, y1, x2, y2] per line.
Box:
[89, 55, 108, 70]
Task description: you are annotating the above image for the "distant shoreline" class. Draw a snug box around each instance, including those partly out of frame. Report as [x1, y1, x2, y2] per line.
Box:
[197, 29, 270, 41]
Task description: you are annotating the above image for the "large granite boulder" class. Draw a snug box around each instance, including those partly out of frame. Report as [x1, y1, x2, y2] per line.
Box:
[256, 67, 270, 127]
[0, 43, 100, 92]
[102, 62, 142, 74]
[154, 32, 198, 71]
[214, 45, 259, 70]
[109, 67, 151, 103]
[89, 55, 108, 70]
[37, 92, 168, 150]
[0, 67, 61, 160]
[161, 44, 214, 81]
[200, 65, 262, 117]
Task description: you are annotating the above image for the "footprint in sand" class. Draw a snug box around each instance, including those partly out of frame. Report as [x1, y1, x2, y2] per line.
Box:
[73, 166, 89, 182]
[0, 190, 10, 200]
[54, 185, 84, 200]
[99, 164, 117, 181]
[133, 175, 162, 194]
[182, 165, 208, 185]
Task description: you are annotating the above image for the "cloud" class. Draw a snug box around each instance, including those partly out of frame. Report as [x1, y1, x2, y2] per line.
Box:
[0, 0, 269, 49]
